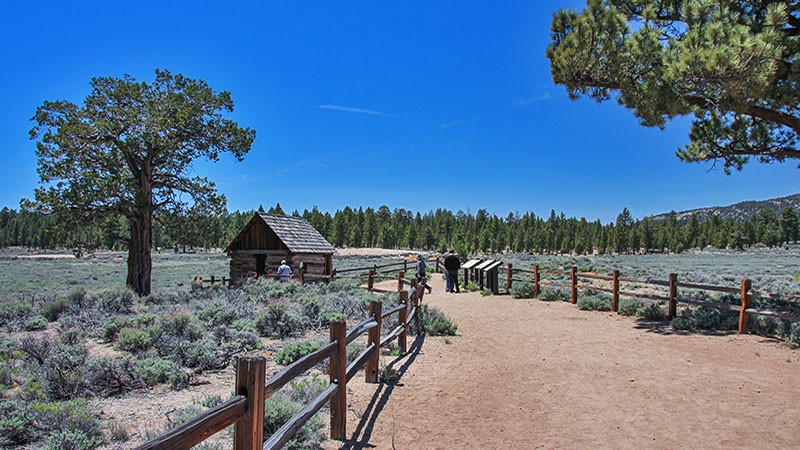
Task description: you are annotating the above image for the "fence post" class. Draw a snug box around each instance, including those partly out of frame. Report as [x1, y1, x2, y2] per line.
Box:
[534, 265, 540, 298]
[739, 279, 752, 335]
[330, 268, 336, 282]
[398, 291, 408, 352]
[366, 300, 382, 383]
[233, 356, 266, 450]
[404, 259, 408, 272]
[612, 270, 619, 313]
[211, 275, 215, 284]
[300, 267, 305, 285]
[507, 264, 513, 292]
[398, 271, 404, 292]
[668, 273, 677, 319]
[571, 266, 578, 304]
[329, 320, 347, 440]
[367, 269, 374, 291]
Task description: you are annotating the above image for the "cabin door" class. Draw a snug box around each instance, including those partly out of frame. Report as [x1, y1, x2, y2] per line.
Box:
[256, 254, 266, 276]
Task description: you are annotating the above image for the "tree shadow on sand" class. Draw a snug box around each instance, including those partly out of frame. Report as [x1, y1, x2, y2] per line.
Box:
[633, 319, 737, 337]
[633, 319, 786, 344]
[340, 333, 425, 450]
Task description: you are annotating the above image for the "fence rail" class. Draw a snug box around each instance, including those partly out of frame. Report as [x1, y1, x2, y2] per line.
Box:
[135, 284, 423, 450]
[506, 264, 800, 335]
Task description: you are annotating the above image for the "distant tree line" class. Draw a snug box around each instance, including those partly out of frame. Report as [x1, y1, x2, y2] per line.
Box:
[1, 203, 798, 255]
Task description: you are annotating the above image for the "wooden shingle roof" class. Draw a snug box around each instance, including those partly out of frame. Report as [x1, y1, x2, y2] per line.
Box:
[224, 213, 335, 254]
[259, 213, 334, 253]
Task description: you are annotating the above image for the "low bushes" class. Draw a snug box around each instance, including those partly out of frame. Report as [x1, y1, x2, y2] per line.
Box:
[275, 338, 326, 366]
[577, 293, 612, 312]
[509, 282, 535, 299]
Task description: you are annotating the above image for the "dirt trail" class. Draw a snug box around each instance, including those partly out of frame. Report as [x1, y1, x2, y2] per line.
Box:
[336, 276, 800, 449]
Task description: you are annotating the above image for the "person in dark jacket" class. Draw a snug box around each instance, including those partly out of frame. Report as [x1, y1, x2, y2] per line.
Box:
[443, 249, 461, 293]
[415, 254, 432, 294]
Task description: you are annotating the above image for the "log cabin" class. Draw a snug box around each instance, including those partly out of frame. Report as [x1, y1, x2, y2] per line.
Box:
[224, 213, 334, 285]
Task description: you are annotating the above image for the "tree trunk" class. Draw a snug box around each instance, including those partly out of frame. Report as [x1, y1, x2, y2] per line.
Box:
[127, 212, 153, 296]
[127, 160, 154, 297]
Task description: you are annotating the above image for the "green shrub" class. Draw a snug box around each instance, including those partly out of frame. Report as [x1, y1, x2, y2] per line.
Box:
[24, 314, 49, 331]
[42, 428, 103, 450]
[480, 289, 492, 296]
[263, 392, 322, 450]
[116, 328, 152, 353]
[1, 398, 104, 448]
[577, 295, 612, 311]
[465, 282, 479, 292]
[785, 323, 800, 349]
[287, 374, 327, 404]
[102, 316, 134, 342]
[91, 287, 134, 314]
[320, 311, 347, 325]
[41, 298, 69, 322]
[275, 338, 326, 366]
[201, 395, 223, 408]
[134, 357, 187, 389]
[256, 303, 310, 338]
[670, 317, 693, 330]
[690, 307, 738, 330]
[0, 399, 34, 446]
[197, 300, 237, 327]
[0, 300, 33, 331]
[181, 337, 227, 371]
[42, 343, 89, 400]
[539, 287, 569, 302]
[618, 299, 643, 316]
[410, 305, 457, 336]
[636, 303, 667, 321]
[509, 282, 535, 299]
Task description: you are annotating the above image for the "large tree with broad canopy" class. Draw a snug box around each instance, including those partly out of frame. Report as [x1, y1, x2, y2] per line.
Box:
[29, 69, 255, 295]
[546, 0, 799, 172]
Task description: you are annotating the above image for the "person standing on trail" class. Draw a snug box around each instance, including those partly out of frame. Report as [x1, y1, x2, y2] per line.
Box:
[415, 254, 432, 294]
[444, 249, 461, 293]
[277, 260, 292, 282]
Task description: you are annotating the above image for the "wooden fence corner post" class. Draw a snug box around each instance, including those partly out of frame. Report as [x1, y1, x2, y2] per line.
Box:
[398, 271, 405, 292]
[668, 273, 678, 320]
[329, 321, 347, 440]
[612, 270, 620, 313]
[534, 265, 540, 298]
[398, 291, 409, 352]
[366, 301, 383, 383]
[739, 279, 752, 335]
[435, 258, 441, 273]
[571, 266, 578, 304]
[507, 263, 513, 292]
[367, 269, 374, 291]
[234, 355, 266, 450]
[330, 268, 336, 282]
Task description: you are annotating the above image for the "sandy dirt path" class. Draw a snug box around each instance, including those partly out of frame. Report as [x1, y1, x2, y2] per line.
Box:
[335, 276, 800, 449]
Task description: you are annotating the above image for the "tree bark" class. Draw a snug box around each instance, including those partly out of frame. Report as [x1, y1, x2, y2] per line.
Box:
[126, 159, 154, 296]
[127, 212, 153, 296]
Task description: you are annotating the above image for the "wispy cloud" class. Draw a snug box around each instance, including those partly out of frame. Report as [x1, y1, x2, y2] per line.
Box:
[510, 92, 551, 107]
[319, 104, 398, 118]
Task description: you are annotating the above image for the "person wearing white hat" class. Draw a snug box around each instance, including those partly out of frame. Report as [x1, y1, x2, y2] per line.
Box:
[277, 259, 292, 282]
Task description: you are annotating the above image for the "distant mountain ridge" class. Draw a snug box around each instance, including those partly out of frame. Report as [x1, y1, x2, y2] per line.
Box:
[648, 194, 800, 223]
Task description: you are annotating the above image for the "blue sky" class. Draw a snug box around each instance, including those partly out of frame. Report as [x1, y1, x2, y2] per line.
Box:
[1, 1, 796, 223]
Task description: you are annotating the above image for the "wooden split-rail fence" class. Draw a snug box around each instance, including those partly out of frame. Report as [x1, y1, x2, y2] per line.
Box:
[504, 263, 800, 334]
[135, 281, 425, 450]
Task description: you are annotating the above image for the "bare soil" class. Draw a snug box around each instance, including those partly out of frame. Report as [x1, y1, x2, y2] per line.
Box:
[336, 276, 800, 449]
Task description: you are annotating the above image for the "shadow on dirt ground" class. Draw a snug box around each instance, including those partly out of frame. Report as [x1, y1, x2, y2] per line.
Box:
[341, 333, 426, 450]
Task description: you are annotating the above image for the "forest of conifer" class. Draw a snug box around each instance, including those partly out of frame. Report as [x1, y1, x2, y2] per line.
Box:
[1, 202, 798, 256]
